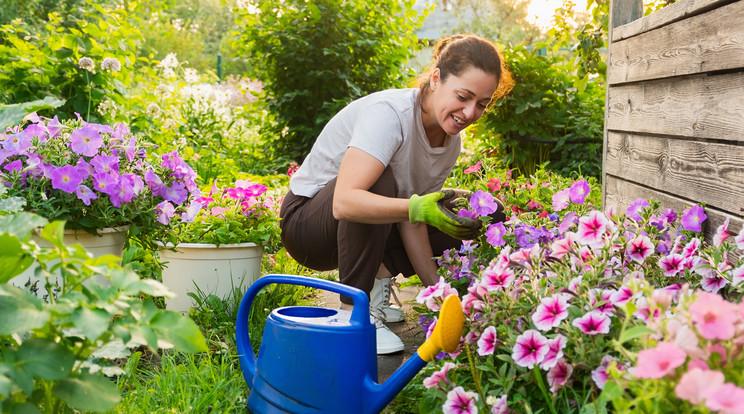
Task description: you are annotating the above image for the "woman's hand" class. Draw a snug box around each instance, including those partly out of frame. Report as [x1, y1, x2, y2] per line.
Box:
[408, 190, 480, 240]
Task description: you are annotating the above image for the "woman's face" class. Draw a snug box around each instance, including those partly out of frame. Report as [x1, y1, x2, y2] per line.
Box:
[429, 66, 499, 136]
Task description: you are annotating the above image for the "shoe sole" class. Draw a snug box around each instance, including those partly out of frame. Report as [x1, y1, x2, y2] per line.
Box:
[376, 343, 405, 355]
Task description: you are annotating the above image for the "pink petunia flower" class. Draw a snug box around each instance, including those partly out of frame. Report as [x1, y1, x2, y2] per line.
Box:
[701, 274, 728, 293]
[512, 330, 549, 369]
[732, 265, 744, 286]
[477, 326, 498, 356]
[558, 212, 578, 233]
[713, 218, 732, 247]
[690, 292, 737, 340]
[682, 237, 701, 258]
[568, 180, 590, 204]
[626, 235, 654, 264]
[532, 295, 570, 331]
[415, 278, 458, 312]
[443, 386, 479, 414]
[572, 311, 611, 335]
[463, 161, 482, 174]
[480, 264, 515, 292]
[675, 368, 724, 404]
[611, 286, 634, 307]
[551, 189, 570, 212]
[547, 359, 573, 393]
[490, 395, 508, 414]
[681, 205, 707, 232]
[576, 211, 609, 247]
[592, 355, 616, 389]
[706, 383, 744, 414]
[539, 334, 567, 370]
[735, 225, 744, 250]
[632, 342, 686, 379]
[549, 232, 576, 259]
[423, 362, 456, 389]
[658, 253, 685, 277]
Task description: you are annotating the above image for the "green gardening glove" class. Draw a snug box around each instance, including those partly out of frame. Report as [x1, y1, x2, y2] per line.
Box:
[409, 190, 481, 240]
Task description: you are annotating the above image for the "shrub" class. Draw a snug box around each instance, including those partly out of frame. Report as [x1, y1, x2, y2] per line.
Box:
[0, 211, 207, 413]
[473, 45, 605, 178]
[233, 0, 424, 164]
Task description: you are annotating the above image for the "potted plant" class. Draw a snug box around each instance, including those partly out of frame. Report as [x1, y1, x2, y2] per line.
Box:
[0, 114, 197, 287]
[156, 179, 280, 311]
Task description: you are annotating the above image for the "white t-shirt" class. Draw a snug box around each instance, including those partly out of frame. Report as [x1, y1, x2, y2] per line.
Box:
[289, 88, 461, 199]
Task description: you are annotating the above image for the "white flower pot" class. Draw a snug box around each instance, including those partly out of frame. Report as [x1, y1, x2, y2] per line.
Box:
[158, 242, 263, 312]
[11, 226, 128, 292]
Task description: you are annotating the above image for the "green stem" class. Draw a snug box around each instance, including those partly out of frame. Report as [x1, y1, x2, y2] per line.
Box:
[464, 343, 485, 401]
[85, 71, 91, 120]
[533, 367, 557, 414]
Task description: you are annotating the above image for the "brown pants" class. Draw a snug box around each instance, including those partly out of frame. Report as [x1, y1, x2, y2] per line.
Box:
[279, 169, 460, 304]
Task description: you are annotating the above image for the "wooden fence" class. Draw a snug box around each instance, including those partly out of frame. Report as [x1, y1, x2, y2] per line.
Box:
[603, 0, 744, 241]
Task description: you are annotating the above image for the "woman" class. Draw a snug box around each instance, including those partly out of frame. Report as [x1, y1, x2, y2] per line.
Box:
[280, 34, 512, 354]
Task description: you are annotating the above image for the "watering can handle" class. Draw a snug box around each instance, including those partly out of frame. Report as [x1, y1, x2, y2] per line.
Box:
[235, 274, 371, 384]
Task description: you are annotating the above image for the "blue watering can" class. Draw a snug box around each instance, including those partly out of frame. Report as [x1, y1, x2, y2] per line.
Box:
[235, 274, 464, 414]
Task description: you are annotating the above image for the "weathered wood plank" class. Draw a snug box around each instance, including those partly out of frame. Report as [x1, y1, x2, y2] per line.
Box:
[612, 0, 734, 41]
[606, 72, 744, 142]
[604, 175, 744, 244]
[609, 0, 744, 85]
[605, 132, 744, 215]
[611, 0, 643, 29]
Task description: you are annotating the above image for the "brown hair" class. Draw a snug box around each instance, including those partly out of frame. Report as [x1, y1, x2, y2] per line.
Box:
[418, 34, 514, 104]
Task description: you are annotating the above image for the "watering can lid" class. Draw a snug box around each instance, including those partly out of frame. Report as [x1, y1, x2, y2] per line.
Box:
[272, 306, 353, 327]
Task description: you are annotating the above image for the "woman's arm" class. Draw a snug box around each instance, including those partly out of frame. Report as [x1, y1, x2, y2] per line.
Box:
[398, 221, 439, 286]
[333, 147, 409, 224]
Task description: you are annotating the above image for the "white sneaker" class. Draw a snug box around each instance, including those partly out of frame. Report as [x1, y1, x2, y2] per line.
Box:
[372, 313, 405, 355]
[370, 277, 405, 323]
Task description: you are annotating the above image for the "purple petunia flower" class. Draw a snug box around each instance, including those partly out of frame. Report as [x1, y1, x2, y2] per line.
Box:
[109, 179, 136, 208]
[75, 185, 98, 206]
[155, 200, 176, 225]
[46, 116, 62, 139]
[144, 169, 165, 196]
[568, 180, 590, 204]
[681, 205, 707, 232]
[90, 154, 119, 175]
[469, 190, 499, 217]
[163, 182, 188, 205]
[50, 165, 86, 193]
[3, 132, 33, 155]
[3, 159, 22, 173]
[485, 222, 507, 247]
[180, 201, 203, 223]
[93, 172, 120, 196]
[70, 124, 104, 156]
[626, 198, 649, 221]
[457, 209, 477, 220]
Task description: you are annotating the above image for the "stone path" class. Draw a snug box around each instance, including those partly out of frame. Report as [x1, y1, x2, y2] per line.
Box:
[314, 275, 425, 382]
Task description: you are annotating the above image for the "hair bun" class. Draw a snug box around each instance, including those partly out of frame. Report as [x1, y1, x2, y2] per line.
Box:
[432, 34, 466, 61]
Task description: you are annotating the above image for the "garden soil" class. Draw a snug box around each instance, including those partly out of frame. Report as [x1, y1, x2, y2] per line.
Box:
[314, 275, 425, 382]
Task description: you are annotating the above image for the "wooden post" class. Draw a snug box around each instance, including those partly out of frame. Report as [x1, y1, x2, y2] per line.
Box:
[603, 0, 643, 208]
[611, 0, 643, 28]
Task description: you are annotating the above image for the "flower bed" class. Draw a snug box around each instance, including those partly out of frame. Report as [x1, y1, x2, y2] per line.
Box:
[409, 169, 744, 414]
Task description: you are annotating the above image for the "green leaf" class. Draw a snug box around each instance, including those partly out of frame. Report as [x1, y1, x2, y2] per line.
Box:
[17, 339, 75, 380]
[0, 286, 49, 335]
[54, 373, 120, 412]
[0, 213, 48, 239]
[0, 374, 11, 398]
[0, 97, 66, 131]
[618, 325, 654, 344]
[600, 381, 623, 401]
[72, 307, 110, 341]
[0, 234, 33, 283]
[150, 311, 208, 353]
[39, 221, 66, 249]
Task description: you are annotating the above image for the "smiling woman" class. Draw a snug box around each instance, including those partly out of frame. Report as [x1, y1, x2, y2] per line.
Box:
[278, 34, 513, 355]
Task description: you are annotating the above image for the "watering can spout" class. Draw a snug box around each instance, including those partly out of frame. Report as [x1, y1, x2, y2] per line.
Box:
[364, 294, 465, 414]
